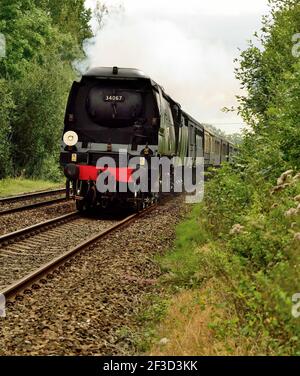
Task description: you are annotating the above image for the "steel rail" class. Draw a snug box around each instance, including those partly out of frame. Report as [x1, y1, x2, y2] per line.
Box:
[0, 188, 66, 204]
[0, 211, 78, 246]
[1, 204, 157, 300]
[0, 197, 69, 216]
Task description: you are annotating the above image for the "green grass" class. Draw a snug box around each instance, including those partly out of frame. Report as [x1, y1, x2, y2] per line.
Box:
[0, 178, 64, 197]
[158, 204, 210, 289]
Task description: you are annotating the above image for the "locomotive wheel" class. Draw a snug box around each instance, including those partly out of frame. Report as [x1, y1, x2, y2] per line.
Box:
[170, 165, 175, 194]
[142, 195, 149, 209]
[134, 191, 144, 212]
[152, 192, 160, 204]
[76, 199, 90, 213]
[158, 166, 163, 203]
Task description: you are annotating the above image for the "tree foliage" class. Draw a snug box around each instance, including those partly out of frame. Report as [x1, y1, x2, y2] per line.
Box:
[0, 79, 14, 178]
[0, 0, 92, 179]
[34, 0, 92, 44]
[235, 0, 300, 171]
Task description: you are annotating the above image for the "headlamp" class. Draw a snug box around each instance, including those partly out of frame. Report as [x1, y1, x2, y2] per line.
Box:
[63, 131, 78, 146]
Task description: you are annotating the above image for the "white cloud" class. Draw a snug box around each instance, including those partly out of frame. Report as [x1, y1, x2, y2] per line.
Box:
[84, 0, 270, 133]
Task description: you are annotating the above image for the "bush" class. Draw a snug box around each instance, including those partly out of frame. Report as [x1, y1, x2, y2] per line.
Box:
[10, 59, 73, 178]
[209, 169, 300, 354]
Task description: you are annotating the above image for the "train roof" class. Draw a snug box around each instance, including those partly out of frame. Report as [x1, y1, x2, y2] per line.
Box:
[84, 67, 150, 79]
[83, 67, 235, 146]
[181, 112, 234, 146]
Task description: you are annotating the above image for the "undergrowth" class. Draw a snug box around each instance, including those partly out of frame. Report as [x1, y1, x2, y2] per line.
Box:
[141, 164, 300, 355]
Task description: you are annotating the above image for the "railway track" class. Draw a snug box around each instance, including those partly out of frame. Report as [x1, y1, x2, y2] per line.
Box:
[0, 203, 157, 301]
[0, 188, 67, 216]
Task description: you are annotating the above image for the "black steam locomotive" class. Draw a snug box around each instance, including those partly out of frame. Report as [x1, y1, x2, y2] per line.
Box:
[60, 67, 235, 211]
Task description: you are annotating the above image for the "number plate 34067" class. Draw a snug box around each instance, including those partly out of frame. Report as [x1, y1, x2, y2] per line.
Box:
[104, 95, 125, 102]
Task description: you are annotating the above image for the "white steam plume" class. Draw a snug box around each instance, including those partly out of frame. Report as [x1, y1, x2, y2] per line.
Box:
[76, 0, 269, 134]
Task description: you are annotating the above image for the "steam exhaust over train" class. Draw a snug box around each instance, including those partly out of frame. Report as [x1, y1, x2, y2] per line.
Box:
[60, 67, 236, 211]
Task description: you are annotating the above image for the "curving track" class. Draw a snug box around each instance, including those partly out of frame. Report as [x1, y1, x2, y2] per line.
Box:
[0, 188, 67, 216]
[0, 204, 157, 301]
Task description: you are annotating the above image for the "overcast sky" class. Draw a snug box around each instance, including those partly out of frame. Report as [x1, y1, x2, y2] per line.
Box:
[84, 0, 270, 134]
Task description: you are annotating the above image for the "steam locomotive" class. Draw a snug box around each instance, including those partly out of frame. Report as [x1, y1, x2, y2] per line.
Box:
[60, 67, 235, 211]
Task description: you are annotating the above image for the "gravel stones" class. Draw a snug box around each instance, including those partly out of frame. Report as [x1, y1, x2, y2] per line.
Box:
[0, 198, 185, 355]
[0, 201, 76, 235]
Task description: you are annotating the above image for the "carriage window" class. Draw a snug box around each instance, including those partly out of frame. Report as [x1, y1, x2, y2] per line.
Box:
[196, 134, 203, 156]
[162, 97, 174, 125]
[205, 133, 211, 153]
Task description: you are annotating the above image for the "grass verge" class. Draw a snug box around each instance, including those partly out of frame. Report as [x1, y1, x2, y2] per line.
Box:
[0, 177, 64, 197]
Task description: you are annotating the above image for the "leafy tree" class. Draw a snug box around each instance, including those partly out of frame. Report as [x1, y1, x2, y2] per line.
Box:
[226, 133, 243, 145]
[0, 79, 14, 178]
[235, 0, 300, 128]
[234, 0, 300, 175]
[10, 60, 73, 178]
[0, 0, 93, 179]
[0, 0, 80, 79]
[34, 0, 92, 45]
